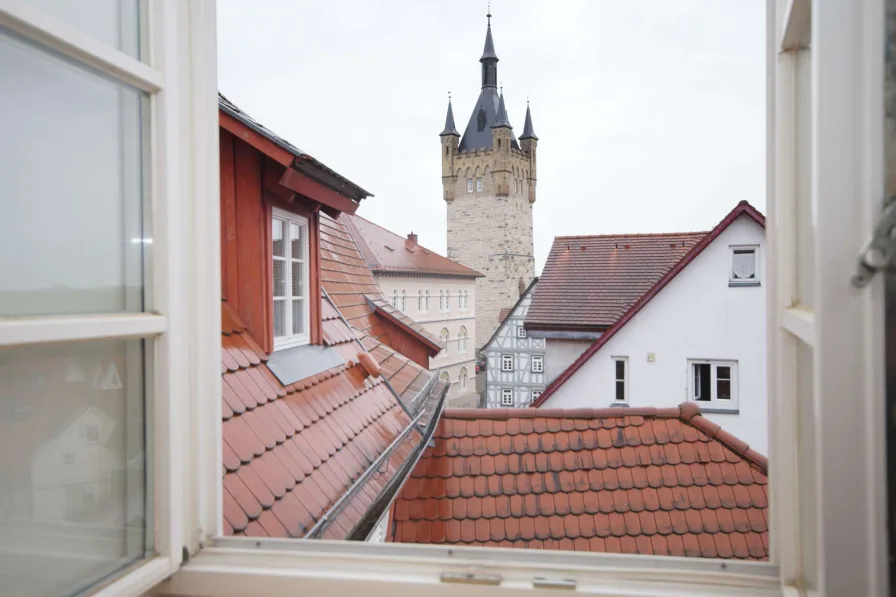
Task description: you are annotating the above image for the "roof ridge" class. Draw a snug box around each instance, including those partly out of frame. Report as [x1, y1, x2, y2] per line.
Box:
[553, 231, 709, 241]
[678, 402, 768, 474]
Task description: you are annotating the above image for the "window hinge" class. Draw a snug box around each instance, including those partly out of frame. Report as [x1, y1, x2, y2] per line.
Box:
[852, 195, 896, 287]
[533, 577, 577, 590]
[440, 572, 502, 586]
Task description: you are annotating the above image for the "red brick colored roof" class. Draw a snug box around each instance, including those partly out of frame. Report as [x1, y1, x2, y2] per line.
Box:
[525, 233, 706, 332]
[366, 295, 443, 352]
[498, 308, 512, 324]
[388, 404, 768, 559]
[345, 214, 483, 278]
[532, 202, 765, 407]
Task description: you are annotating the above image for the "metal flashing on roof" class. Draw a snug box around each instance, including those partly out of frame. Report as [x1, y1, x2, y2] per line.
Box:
[266, 343, 346, 387]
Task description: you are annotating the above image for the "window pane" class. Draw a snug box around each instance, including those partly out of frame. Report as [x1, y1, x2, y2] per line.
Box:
[24, 0, 144, 60]
[0, 338, 149, 597]
[273, 300, 285, 337]
[272, 219, 285, 257]
[291, 261, 304, 297]
[615, 360, 625, 380]
[0, 30, 149, 317]
[272, 260, 286, 297]
[290, 223, 304, 260]
[615, 380, 625, 401]
[732, 250, 756, 280]
[717, 366, 731, 380]
[716, 380, 731, 400]
[292, 299, 304, 335]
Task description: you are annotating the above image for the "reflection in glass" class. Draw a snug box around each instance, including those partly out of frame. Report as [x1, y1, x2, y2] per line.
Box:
[23, 0, 144, 60]
[0, 339, 148, 597]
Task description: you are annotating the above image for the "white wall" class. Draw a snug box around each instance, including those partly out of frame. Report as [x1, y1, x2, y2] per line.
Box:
[544, 338, 594, 384]
[542, 216, 767, 454]
[375, 274, 478, 407]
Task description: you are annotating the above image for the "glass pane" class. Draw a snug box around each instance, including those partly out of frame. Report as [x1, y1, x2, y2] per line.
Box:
[716, 380, 731, 400]
[717, 366, 731, 380]
[272, 219, 285, 257]
[24, 0, 144, 60]
[273, 300, 285, 337]
[292, 299, 304, 335]
[291, 261, 304, 298]
[272, 260, 286, 297]
[0, 30, 149, 316]
[290, 223, 305, 260]
[615, 380, 625, 401]
[0, 338, 149, 597]
[615, 360, 625, 380]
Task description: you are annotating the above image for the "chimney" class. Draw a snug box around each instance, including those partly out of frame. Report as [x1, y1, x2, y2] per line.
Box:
[407, 231, 418, 245]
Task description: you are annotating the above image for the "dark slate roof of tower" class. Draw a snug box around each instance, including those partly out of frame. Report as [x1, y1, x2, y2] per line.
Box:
[491, 92, 511, 129]
[520, 103, 538, 140]
[440, 99, 459, 137]
[458, 88, 520, 152]
[480, 21, 498, 61]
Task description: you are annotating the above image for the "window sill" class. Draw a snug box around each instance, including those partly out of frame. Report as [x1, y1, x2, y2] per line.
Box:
[698, 407, 740, 415]
[161, 541, 783, 597]
[728, 281, 761, 287]
[608, 402, 629, 407]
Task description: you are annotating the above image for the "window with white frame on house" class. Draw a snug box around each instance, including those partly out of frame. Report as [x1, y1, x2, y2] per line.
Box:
[501, 354, 513, 371]
[613, 357, 628, 402]
[439, 328, 449, 356]
[273, 208, 310, 348]
[531, 354, 543, 373]
[417, 290, 423, 311]
[459, 367, 468, 389]
[688, 360, 737, 409]
[531, 390, 543, 402]
[392, 289, 399, 308]
[466, 178, 473, 193]
[401, 289, 407, 310]
[730, 245, 760, 285]
[516, 325, 526, 338]
[424, 289, 431, 311]
[458, 326, 468, 353]
[444, 289, 451, 310]
[476, 177, 483, 192]
[501, 388, 513, 406]
[439, 290, 445, 311]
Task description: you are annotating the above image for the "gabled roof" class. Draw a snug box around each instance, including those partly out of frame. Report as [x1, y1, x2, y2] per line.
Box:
[388, 404, 768, 559]
[532, 201, 766, 407]
[223, 211, 449, 540]
[365, 295, 443, 354]
[525, 231, 707, 333]
[344, 214, 483, 278]
[483, 277, 538, 351]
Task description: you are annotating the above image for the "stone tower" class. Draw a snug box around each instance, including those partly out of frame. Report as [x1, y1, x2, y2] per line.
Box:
[441, 11, 538, 349]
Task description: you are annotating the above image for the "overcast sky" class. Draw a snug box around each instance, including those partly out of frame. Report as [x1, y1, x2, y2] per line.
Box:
[217, 0, 765, 274]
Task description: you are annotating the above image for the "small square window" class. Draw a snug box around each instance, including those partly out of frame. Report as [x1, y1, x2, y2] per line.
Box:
[476, 177, 483, 192]
[466, 178, 473, 193]
[730, 246, 759, 286]
[690, 360, 738, 410]
[501, 388, 513, 406]
[516, 326, 526, 338]
[501, 354, 513, 371]
[531, 355, 544, 373]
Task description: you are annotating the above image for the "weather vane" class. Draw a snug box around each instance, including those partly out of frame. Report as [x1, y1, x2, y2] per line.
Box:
[487, 1, 491, 25]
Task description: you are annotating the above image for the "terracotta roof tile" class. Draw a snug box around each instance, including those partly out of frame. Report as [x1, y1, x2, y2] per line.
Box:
[389, 405, 767, 559]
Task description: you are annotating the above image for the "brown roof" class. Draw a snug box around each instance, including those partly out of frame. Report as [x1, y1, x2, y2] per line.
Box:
[388, 404, 768, 559]
[525, 232, 706, 332]
[533, 202, 766, 407]
[345, 214, 483, 278]
[498, 308, 512, 324]
[223, 212, 447, 540]
[366, 295, 443, 352]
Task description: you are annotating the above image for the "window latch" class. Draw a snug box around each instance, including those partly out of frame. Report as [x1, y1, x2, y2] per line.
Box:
[852, 195, 896, 288]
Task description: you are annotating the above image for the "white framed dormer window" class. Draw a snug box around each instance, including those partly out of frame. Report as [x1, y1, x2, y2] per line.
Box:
[612, 357, 628, 402]
[272, 208, 310, 349]
[500, 388, 513, 406]
[476, 177, 483, 192]
[516, 325, 526, 338]
[730, 245, 760, 286]
[501, 354, 513, 372]
[0, 1, 219, 596]
[466, 178, 473, 193]
[531, 354, 544, 373]
[687, 359, 738, 411]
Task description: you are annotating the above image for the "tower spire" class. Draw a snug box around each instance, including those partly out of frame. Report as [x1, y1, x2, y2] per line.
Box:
[520, 101, 538, 140]
[480, 8, 498, 88]
[491, 91, 511, 129]
[440, 93, 459, 137]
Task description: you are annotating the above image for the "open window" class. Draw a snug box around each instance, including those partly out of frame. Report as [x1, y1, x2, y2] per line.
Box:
[689, 360, 737, 411]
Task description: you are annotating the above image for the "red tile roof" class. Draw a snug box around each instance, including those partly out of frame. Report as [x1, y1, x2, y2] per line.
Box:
[532, 202, 765, 407]
[388, 404, 768, 559]
[223, 212, 448, 540]
[345, 214, 483, 278]
[525, 233, 706, 332]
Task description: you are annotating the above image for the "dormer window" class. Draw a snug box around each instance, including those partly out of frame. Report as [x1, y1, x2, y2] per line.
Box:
[272, 208, 309, 349]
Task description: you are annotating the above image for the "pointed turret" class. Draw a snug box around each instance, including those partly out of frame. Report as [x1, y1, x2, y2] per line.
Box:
[440, 98, 459, 137]
[519, 103, 538, 140]
[481, 14, 498, 62]
[480, 11, 498, 89]
[491, 92, 511, 129]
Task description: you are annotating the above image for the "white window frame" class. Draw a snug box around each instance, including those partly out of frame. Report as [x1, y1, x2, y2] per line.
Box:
[466, 178, 473, 193]
[500, 354, 513, 372]
[444, 289, 451, 311]
[612, 356, 628, 402]
[687, 359, 738, 410]
[458, 327, 467, 353]
[531, 390, 543, 402]
[424, 289, 430, 311]
[729, 245, 761, 286]
[531, 354, 543, 373]
[417, 290, 423, 312]
[476, 177, 483, 192]
[272, 207, 310, 350]
[500, 388, 513, 406]
[0, 0, 221, 595]
[516, 325, 526, 338]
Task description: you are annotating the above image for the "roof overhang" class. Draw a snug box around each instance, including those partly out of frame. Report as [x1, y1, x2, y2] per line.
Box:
[366, 298, 442, 356]
[527, 329, 604, 341]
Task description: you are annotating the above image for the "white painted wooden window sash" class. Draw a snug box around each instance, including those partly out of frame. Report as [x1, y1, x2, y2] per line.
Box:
[272, 208, 310, 350]
[466, 178, 473, 193]
[500, 388, 513, 406]
[500, 354, 513, 372]
[612, 356, 629, 403]
[0, 1, 221, 596]
[531, 354, 543, 373]
[476, 177, 483, 192]
[729, 245, 761, 285]
[687, 359, 738, 409]
[516, 325, 526, 338]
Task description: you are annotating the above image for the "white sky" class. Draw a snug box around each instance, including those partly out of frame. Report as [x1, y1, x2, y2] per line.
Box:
[217, 0, 766, 274]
